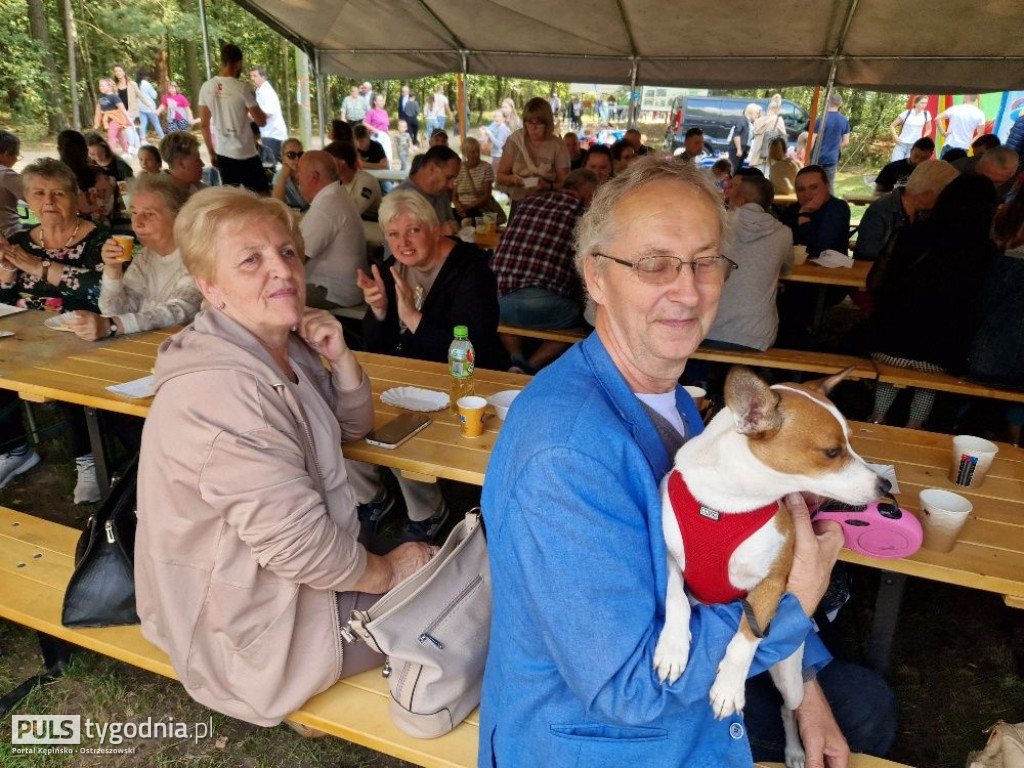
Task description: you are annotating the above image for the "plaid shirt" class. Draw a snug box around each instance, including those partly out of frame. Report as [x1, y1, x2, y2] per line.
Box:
[491, 190, 584, 299]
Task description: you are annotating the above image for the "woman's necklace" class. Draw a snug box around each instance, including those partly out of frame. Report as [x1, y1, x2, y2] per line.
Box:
[38, 218, 81, 250]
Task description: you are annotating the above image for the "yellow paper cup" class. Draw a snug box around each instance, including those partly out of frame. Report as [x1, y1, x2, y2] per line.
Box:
[457, 395, 488, 438]
[112, 235, 135, 262]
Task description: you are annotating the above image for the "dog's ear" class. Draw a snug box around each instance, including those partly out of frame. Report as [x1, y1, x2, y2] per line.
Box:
[806, 365, 855, 397]
[724, 366, 783, 436]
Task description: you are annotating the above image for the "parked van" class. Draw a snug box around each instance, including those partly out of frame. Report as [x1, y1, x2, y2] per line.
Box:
[664, 95, 811, 155]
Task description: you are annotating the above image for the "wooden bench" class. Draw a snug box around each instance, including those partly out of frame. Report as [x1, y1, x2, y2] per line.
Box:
[0, 506, 914, 768]
[874, 361, 1024, 404]
[0, 506, 477, 768]
[498, 324, 877, 379]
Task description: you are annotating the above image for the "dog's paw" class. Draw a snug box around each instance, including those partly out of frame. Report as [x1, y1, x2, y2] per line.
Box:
[784, 743, 806, 768]
[653, 628, 690, 684]
[709, 663, 746, 718]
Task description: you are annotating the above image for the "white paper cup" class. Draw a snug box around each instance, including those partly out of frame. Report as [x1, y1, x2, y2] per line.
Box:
[683, 385, 708, 414]
[793, 245, 809, 265]
[918, 488, 973, 553]
[949, 435, 999, 488]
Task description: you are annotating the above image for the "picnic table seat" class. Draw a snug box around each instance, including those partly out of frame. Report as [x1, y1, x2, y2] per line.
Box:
[497, 324, 876, 379]
[0, 504, 915, 768]
[874, 360, 1024, 404]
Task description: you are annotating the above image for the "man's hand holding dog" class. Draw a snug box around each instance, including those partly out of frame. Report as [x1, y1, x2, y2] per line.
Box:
[784, 493, 845, 617]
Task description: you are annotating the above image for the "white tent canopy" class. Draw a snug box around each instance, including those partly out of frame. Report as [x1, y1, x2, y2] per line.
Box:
[233, 0, 1024, 93]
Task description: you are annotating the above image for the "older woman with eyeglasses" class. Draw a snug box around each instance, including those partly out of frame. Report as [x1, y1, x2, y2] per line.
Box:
[496, 97, 570, 213]
[271, 138, 308, 212]
[135, 186, 433, 729]
[67, 173, 202, 340]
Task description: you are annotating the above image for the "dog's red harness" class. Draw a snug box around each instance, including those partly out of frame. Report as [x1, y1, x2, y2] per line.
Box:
[666, 469, 780, 605]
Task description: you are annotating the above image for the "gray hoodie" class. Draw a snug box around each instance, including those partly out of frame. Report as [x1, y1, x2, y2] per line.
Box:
[706, 203, 793, 351]
[136, 308, 375, 725]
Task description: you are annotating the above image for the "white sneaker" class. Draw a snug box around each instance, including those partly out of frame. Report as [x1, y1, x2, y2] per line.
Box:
[0, 449, 41, 489]
[74, 454, 102, 505]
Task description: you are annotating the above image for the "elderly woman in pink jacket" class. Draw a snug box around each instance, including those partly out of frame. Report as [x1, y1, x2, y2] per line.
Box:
[135, 186, 432, 731]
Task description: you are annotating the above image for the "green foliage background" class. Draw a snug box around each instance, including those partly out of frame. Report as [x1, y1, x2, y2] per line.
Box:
[0, 0, 908, 165]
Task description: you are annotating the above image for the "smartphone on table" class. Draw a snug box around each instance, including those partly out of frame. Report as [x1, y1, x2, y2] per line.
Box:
[365, 412, 431, 449]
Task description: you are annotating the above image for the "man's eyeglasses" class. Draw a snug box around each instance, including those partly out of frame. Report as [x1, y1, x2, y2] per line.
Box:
[593, 252, 738, 285]
[284, 150, 304, 160]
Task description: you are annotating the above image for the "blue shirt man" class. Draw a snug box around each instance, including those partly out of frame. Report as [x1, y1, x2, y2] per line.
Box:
[479, 158, 894, 767]
[813, 93, 852, 189]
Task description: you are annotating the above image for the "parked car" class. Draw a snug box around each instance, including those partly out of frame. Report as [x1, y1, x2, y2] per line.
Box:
[664, 95, 810, 155]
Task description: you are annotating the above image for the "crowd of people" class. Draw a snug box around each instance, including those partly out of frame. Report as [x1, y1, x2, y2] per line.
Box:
[2, 45, 1024, 763]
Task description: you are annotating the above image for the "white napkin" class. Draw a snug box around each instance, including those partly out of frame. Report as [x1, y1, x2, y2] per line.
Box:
[457, 226, 477, 243]
[107, 375, 156, 399]
[808, 249, 853, 268]
[867, 462, 900, 495]
[0, 303, 27, 317]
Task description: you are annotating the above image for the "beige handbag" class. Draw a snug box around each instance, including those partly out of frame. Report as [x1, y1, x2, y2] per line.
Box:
[345, 510, 490, 738]
[969, 722, 1024, 768]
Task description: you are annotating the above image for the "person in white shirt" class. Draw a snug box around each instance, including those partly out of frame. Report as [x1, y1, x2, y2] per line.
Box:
[937, 94, 986, 158]
[198, 43, 268, 193]
[294, 150, 367, 308]
[324, 140, 382, 220]
[70, 173, 202, 340]
[0, 131, 24, 240]
[249, 66, 287, 163]
[889, 95, 932, 162]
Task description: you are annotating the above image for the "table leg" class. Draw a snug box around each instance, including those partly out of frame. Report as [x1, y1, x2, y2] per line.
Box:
[0, 633, 74, 716]
[864, 570, 907, 674]
[84, 407, 111, 497]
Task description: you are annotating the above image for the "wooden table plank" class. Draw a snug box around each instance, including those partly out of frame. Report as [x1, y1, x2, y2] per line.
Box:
[780, 259, 870, 289]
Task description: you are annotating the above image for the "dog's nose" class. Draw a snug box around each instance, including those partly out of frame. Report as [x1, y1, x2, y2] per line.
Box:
[875, 476, 892, 496]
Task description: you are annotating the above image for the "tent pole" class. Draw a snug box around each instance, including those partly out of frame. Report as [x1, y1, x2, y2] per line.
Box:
[458, 52, 468, 140]
[805, 86, 821, 165]
[314, 50, 326, 148]
[811, 74, 836, 166]
[198, 0, 212, 80]
[628, 58, 638, 128]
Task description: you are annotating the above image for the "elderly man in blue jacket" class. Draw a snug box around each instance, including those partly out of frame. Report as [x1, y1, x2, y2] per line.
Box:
[480, 157, 895, 767]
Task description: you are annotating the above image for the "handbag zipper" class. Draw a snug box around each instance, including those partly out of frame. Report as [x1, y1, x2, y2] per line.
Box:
[415, 574, 483, 649]
[105, 521, 115, 544]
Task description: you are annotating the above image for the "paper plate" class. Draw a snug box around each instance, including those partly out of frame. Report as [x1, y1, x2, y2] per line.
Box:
[381, 386, 450, 412]
[43, 312, 76, 332]
[487, 390, 521, 420]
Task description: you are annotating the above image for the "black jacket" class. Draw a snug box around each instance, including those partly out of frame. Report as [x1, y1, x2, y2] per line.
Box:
[363, 239, 510, 371]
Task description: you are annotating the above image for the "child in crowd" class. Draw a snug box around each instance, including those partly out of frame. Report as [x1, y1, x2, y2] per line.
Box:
[138, 145, 162, 174]
[710, 158, 733, 195]
[396, 119, 413, 171]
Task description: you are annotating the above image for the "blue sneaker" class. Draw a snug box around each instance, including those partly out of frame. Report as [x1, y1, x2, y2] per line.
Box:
[356, 492, 396, 540]
[400, 504, 450, 544]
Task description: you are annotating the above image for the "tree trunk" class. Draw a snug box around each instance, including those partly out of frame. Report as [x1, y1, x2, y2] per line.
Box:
[155, 46, 168, 96]
[28, 0, 69, 133]
[184, 39, 202, 104]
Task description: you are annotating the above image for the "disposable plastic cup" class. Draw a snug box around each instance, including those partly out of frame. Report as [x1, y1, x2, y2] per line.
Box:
[457, 395, 488, 438]
[112, 235, 135, 262]
[949, 435, 998, 488]
[918, 488, 972, 553]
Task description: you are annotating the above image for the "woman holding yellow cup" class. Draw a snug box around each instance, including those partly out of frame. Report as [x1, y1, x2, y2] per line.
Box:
[68, 174, 203, 340]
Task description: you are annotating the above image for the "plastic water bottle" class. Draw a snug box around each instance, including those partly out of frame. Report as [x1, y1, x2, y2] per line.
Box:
[448, 325, 475, 414]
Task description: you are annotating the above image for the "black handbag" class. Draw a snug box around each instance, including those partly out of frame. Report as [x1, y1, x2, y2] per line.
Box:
[61, 456, 140, 628]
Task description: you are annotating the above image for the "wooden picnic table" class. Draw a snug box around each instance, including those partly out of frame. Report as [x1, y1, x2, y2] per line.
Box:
[775, 193, 878, 207]
[781, 258, 870, 290]
[1, 334, 1021, 673]
[0, 308, 110, 373]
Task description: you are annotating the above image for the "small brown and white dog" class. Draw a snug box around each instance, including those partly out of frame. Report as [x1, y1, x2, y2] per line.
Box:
[654, 366, 890, 768]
